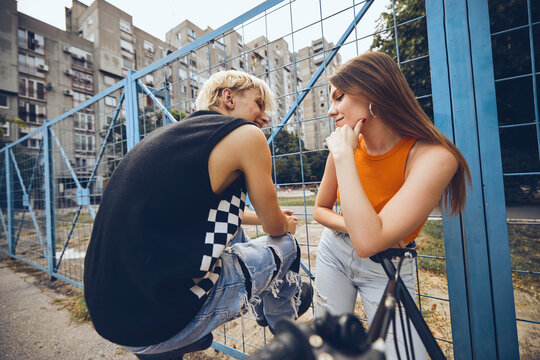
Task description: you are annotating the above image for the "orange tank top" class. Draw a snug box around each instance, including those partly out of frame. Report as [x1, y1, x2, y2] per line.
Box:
[337, 136, 426, 244]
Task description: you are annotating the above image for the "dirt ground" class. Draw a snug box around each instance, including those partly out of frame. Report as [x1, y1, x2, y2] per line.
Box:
[1, 219, 538, 360]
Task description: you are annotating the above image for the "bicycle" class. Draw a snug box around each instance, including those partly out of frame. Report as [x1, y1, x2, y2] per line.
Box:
[251, 250, 446, 360]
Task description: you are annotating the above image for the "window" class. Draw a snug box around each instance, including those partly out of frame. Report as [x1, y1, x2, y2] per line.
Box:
[119, 19, 131, 33]
[191, 85, 199, 98]
[73, 70, 93, 92]
[70, 47, 92, 70]
[105, 96, 117, 107]
[120, 39, 134, 54]
[25, 137, 41, 149]
[187, 28, 196, 39]
[75, 157, 87, 172]
[144, 40, 154, 53]
[176, 33, 182, 41]
[19, 78, 46, 100]
[104, 75, 116, 86]
[0, 93, 8, 108]
[74, 134, 95, 152]
[18, 100, 46, 124]
[122, 56, 135, 70]
[73, 91, 91, 108]
[18, 52, 45, 77]
[74, 113, 94, 131]
[18, 28, 44, 54]
[214, 41, 225, 51]
[1, 122, 9, 136]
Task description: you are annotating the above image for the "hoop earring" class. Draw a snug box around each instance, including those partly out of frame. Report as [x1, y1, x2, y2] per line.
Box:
[369, 103, 375, 117]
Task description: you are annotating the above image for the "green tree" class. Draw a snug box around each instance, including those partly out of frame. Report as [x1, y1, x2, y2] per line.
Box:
[371, 0, 539, 204]
[101, 107, 186, 176]
[0, 113, 26, 148]
[370, 0, 431, 111]
[269, 129, 305, 184]
[267, 129, 328, 184]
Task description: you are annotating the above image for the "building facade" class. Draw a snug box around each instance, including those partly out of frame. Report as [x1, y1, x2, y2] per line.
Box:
[0, 0, 340, 162]
[296, 38, 341, 150]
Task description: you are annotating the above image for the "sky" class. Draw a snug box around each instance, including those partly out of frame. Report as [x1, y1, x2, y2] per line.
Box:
[16, 0, 269, 39]
[16, 0, 387, 61]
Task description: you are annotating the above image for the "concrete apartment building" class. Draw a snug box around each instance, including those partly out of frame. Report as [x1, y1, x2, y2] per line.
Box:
[0, 0, 340, 170]
[0, 0, 95, 163]
[296, 38, 341, 150]
[66, 0, 172, 136]
[246, 36, 303, 133]
[166, 20, 244, 114]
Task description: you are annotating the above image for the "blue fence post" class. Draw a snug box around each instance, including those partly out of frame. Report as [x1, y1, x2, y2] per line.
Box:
[42, 126, 56, 279]
[426, 1, 473, 358]
[5, 148, 14, 257]
[467, 1, 519, 358]
[125, 70, 141, 151]
[427, 0, 519, 358]
[162, 76, 173, 126]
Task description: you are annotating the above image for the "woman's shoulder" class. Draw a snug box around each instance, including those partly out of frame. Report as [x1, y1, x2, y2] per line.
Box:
[408, 140, 458, 168]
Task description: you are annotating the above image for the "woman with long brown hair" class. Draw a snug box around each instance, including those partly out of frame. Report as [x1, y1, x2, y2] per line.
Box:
[313, 52, 470, 359]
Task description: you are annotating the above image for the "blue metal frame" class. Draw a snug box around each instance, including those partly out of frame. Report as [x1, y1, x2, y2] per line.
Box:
[0, 1, 528, 358]
[211, 341, 249, 360]
[43, 127, 56, 278]
[267, 0, 374, 144]
[9, 148, 47, 258]
[132, 0, 287, 81]
[125, 70, 141, 151]
[5, 149, 14, 256]
[426, 0, 519, 358]
[13, 141, 43, 248]
[467, 1, 519, 358]
[137, 81, 177, 124]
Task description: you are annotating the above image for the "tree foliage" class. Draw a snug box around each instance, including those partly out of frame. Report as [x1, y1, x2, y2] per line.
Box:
[101, 106, 186, 176]
[268, 129, 328, 185]
[0, 113, 26, 148]
[371, 0, 539, 204]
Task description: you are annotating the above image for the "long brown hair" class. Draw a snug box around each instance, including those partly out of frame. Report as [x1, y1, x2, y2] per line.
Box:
[329, 52, 471, 215]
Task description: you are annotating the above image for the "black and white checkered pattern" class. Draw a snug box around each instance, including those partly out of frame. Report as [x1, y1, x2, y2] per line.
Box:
[190, 190, 246, 299]
[189, 259, 222, 299]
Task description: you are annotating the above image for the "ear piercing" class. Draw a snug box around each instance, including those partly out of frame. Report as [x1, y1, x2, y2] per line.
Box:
[369, 103, 375, 117]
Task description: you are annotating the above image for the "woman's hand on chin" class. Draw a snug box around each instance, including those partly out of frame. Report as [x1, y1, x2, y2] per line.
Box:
[326, 119, 364, 159]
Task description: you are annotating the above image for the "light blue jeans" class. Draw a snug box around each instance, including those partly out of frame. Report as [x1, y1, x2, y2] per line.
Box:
[314, 228, 428, 360]
[127, 227, 301, 355]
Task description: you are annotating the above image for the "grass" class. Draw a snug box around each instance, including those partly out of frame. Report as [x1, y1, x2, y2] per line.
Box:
[277, 195, 316, 207]
[52, 293, 90, 323]
[508, 223, 540, 295]
[416, 220, 539, 296]
[416, 220, 446, 274]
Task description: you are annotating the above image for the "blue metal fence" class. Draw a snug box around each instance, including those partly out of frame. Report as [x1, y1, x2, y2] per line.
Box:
[0, 0, 536, 358]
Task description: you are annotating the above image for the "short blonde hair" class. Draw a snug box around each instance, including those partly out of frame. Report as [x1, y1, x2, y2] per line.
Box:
[196, 70, 275, 112]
